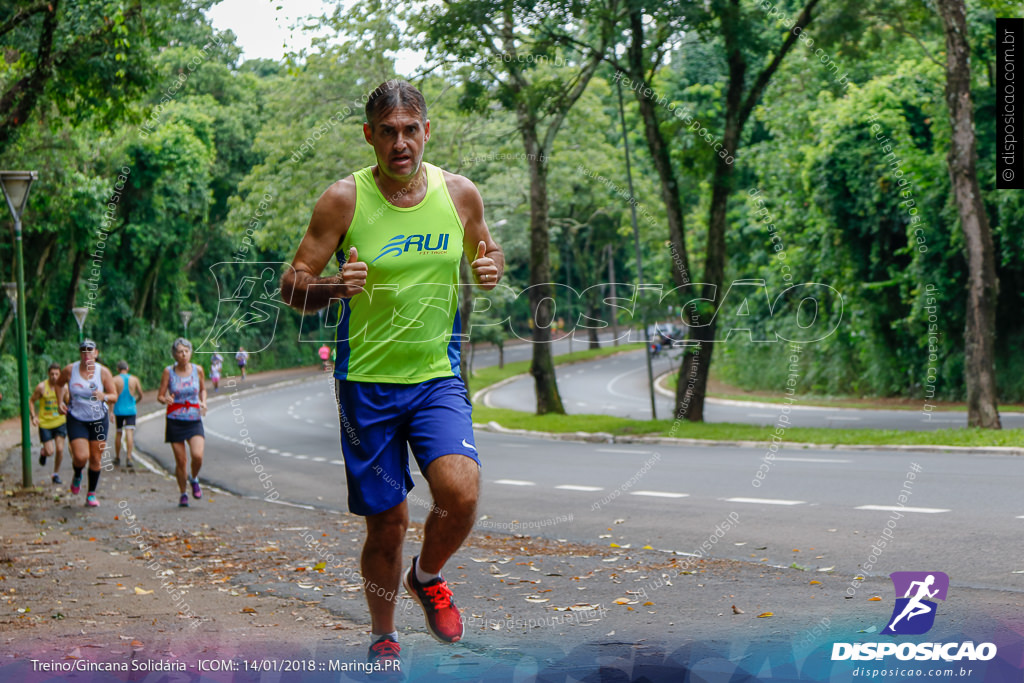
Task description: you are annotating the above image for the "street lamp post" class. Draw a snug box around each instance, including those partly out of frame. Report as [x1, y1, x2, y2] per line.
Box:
[0, 170, 39, 488]
[72, 306, 89, 343]
[614, 80, 657, 420]
[179, 311, 192, 337]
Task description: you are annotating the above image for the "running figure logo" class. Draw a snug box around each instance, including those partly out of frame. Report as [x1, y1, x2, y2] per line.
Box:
[881, 571, 949, 635]
[196, 263, 285, 354]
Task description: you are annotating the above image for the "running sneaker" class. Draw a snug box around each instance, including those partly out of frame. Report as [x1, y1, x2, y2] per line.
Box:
[70, 474, 82, 495]
[39, 450, 47, 466]
[114, 456, 121, 468]
[366, 636, 403, 680]
[85, 494, 99, 508]
[403, 556, 464, 643]
[179, 493, 189, 508]
[125, 459, 134, 470]
[190, 478, 202, 499]
[51, 474, 62, 485]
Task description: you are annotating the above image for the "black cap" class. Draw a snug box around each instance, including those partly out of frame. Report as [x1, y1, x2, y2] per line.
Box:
[79, 339, 97, 351]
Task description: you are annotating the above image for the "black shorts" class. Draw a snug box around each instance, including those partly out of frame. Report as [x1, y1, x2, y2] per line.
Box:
[67, 413, 109, 442]
[39, 423, 68, 443]
[115, 414, 137, 430]
[165, 418, 204, 443]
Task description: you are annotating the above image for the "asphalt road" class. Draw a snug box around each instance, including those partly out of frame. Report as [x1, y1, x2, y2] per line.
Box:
[134, 375, 1024, 594]
[484, 348, 1024, 430]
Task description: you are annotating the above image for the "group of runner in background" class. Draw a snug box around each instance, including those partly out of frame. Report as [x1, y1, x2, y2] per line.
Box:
[26, 342, 253, 508]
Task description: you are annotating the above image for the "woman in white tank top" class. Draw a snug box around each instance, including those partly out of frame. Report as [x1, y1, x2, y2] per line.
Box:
[52, 339, 117, 508]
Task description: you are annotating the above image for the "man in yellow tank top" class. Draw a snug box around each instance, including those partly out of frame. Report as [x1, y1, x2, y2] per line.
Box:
[282, 79, 503, 673]
[29, 363, 69, 485]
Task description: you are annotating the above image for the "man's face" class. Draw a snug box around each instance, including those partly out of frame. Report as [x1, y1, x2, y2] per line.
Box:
[364, 106, 430, 182]
[48, 368, 60, 383]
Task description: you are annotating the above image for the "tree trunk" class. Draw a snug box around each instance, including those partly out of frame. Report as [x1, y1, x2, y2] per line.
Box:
[134, 257, 160, 320]
[935, 0, 1001, 428]
[522, 123, 565, 414]
[66, 247, 85, 314]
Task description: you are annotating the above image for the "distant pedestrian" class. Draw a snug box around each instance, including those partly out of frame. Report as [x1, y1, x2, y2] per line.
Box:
[158, 338, 207, 507]
[235, 346, 248, 380]
[53, 339, 117, 507]
[112, 360, 143, 469]
[29, 363, 69, 485]
[318, 343, 332, 371]
[210, 352, 223, 392]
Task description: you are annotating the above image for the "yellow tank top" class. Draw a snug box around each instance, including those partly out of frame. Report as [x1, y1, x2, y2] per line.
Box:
[38, 381, 66, 429]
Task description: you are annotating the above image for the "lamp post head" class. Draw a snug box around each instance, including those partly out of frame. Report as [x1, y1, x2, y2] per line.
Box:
[3, 282, 16, 308]
[0, 171, 38, 222]
[72, 306, 89, 330]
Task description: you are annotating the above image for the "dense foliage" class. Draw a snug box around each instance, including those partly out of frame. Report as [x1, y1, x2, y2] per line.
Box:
[0, 0, 1018, 420]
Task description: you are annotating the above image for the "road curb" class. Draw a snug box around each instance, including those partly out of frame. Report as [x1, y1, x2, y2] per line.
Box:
[476, 368, 1024, 456]
[471, 420, 1024, 454]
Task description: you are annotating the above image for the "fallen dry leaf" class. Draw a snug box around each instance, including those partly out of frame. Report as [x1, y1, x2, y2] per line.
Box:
[868, 596, 882, 601]
[134, 587, 153, 595]
[809, 580, 822, 585]
[757, 612, 774, 618]
[242, 607, 257, 614]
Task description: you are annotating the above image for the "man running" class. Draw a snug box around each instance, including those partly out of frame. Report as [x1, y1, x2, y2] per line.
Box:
[280, 79, 502, 674]
[29, 363, 69, 484]
[111, 360, 143, 468]
[53, 339, 117, 507]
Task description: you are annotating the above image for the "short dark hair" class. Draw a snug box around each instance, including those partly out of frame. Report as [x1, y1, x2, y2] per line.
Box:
[117, 360, 129, 371]
[365, 80, 427, 129]
[48, 362, 60, 371]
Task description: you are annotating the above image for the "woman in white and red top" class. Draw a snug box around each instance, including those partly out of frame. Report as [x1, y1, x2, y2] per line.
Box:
[53, 339, 117, 507]
[158, 338, 208, 507]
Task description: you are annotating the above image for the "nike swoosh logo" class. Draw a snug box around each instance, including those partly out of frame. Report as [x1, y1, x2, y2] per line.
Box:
[462, 439, 477, 452]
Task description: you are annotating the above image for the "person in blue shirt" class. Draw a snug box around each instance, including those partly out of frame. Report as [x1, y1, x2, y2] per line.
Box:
[111, 360, 144, 468]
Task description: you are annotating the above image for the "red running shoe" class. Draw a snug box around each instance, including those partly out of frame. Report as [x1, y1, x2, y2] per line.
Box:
[366, 635, 403, 680]
[403, 556, 464, 643]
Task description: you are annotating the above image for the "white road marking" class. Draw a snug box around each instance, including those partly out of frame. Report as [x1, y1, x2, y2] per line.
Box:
[257, 445, 267, 451]
[330, 460, 345, 466]
[494, 479, 536, 486]
[597, 448, 652, 455]
[555, 484, 604, 492]
[856, 505, 950, 514]
[280, 452, 293, 457]
[312, 457, 327, 462]
[773, 457, 851, 463]
[629, 491, 689, 499]
[725, 497, 806, 506]
[606, 366, 650, 403]
[267, 448, 279, 454]
[294, 455, 308, 460]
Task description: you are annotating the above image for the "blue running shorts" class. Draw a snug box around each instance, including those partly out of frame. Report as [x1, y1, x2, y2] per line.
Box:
[334, 377, 480, 516]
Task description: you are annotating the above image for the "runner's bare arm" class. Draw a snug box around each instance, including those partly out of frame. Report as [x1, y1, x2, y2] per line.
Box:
[53, 366, 71, 414]
[99, 368, 117, 403]
[131, 376, 143, 401]
[28, 381, 42, 424]
[157, 368, 172, 405]
[280, 177, 359, 312]
[446, 171, 503, 291]
[197, 366, 207, 415]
